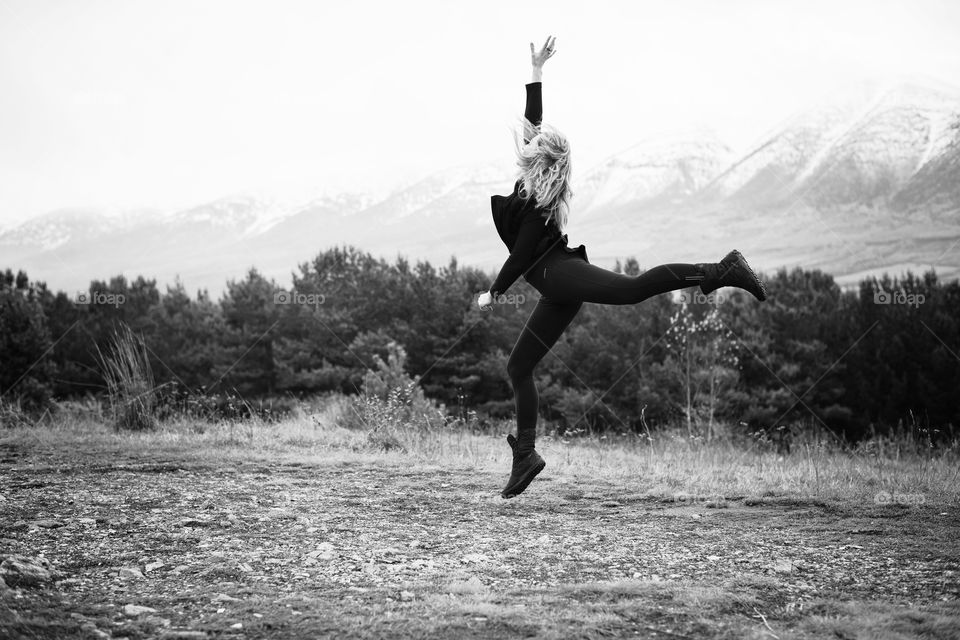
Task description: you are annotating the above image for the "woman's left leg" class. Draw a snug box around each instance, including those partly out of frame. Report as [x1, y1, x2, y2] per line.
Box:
[541, 258, 703, 305]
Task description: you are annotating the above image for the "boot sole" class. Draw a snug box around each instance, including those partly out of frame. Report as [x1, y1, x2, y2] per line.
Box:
[501, 458, 546, 499]
[729, 250, 767, 302]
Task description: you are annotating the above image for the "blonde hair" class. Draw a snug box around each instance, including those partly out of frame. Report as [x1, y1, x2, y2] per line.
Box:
[514, 118, 572, 230]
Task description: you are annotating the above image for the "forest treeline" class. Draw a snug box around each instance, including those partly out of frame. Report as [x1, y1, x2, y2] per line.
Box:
[1, 245, 958, 443]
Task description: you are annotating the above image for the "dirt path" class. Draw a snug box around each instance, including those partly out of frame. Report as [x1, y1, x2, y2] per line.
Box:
[1, 443, 958, 639]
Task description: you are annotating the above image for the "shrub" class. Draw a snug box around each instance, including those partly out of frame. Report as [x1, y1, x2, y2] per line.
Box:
[337, 341, 446, 448]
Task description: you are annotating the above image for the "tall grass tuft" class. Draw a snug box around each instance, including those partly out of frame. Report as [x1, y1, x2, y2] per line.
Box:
[0, 397, 35, 429]
[96, 324, 158, 431]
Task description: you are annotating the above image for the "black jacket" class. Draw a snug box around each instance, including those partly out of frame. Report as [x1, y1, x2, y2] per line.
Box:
[489, 82, 579, 297]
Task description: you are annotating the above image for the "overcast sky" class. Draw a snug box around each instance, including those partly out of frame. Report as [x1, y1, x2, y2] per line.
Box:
[1, 0, 958, 225]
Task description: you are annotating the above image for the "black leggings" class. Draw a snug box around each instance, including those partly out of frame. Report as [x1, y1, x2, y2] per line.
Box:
[506, 246, 703, 455]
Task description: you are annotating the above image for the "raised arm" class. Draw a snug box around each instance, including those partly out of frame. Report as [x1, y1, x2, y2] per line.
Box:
[522, 36, 555, 144]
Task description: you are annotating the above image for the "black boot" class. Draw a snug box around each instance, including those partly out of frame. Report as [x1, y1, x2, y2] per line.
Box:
[697, 249, 767, 301]
[502, 434, 546, 499]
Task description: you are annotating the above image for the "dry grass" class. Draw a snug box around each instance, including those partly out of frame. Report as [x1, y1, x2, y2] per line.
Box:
[4, 393, 958, 508]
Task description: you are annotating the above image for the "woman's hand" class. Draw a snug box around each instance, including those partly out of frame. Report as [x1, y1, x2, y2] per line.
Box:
[530, 36, 556, 69]
[477, 291, 494, 311]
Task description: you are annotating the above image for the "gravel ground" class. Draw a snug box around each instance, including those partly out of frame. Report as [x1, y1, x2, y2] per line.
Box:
[1, 442, 958, 639]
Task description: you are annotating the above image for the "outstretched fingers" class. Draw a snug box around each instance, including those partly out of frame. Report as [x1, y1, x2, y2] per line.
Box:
[530, 36, 557, 66]
[543, 35, 556, 57]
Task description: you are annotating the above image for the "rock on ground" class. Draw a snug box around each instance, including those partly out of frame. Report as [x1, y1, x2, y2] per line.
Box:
[123, 603, 158, 616]
[0, 555, 56, 587]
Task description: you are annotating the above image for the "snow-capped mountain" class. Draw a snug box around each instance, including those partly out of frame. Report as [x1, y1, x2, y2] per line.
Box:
[702, 81, 960, 210]
[0, 207, 158, 251]
[577, 132, 735, 215]
[569, 80, 960, 284]
[892, 112, 960, 214]
[800, 82, 960, 208]
[2, 79, 958, 295]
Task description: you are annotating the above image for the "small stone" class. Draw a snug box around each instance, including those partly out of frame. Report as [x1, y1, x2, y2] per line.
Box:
[230, 623, 242, 630]
[399, 590, 414, 602]
[80, 624, 110, 640]
[447, 576, 485, 594]
[771, 559, 793, 574]
[118, 567, 144, 580]
[8, 521, 29, 532]
[178, 518, 213, 527]
[145, 561, 164, 573]
[123, 604, 157, 616]
[0, 555, 54, 587]
[308, 542, 336, 561]
[461, 553, 489, 564]
[32, 519, 65, 529]
[212, 593, 239, 602]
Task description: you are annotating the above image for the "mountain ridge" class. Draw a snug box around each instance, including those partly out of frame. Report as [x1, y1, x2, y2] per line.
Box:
[2, 79, 958, 295]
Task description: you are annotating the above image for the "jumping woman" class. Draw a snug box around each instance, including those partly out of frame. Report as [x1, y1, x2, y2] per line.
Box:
[478, 36, 767, 499]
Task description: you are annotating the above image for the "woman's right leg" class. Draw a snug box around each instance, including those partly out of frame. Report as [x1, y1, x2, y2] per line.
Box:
[507, 295, 583, 458]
